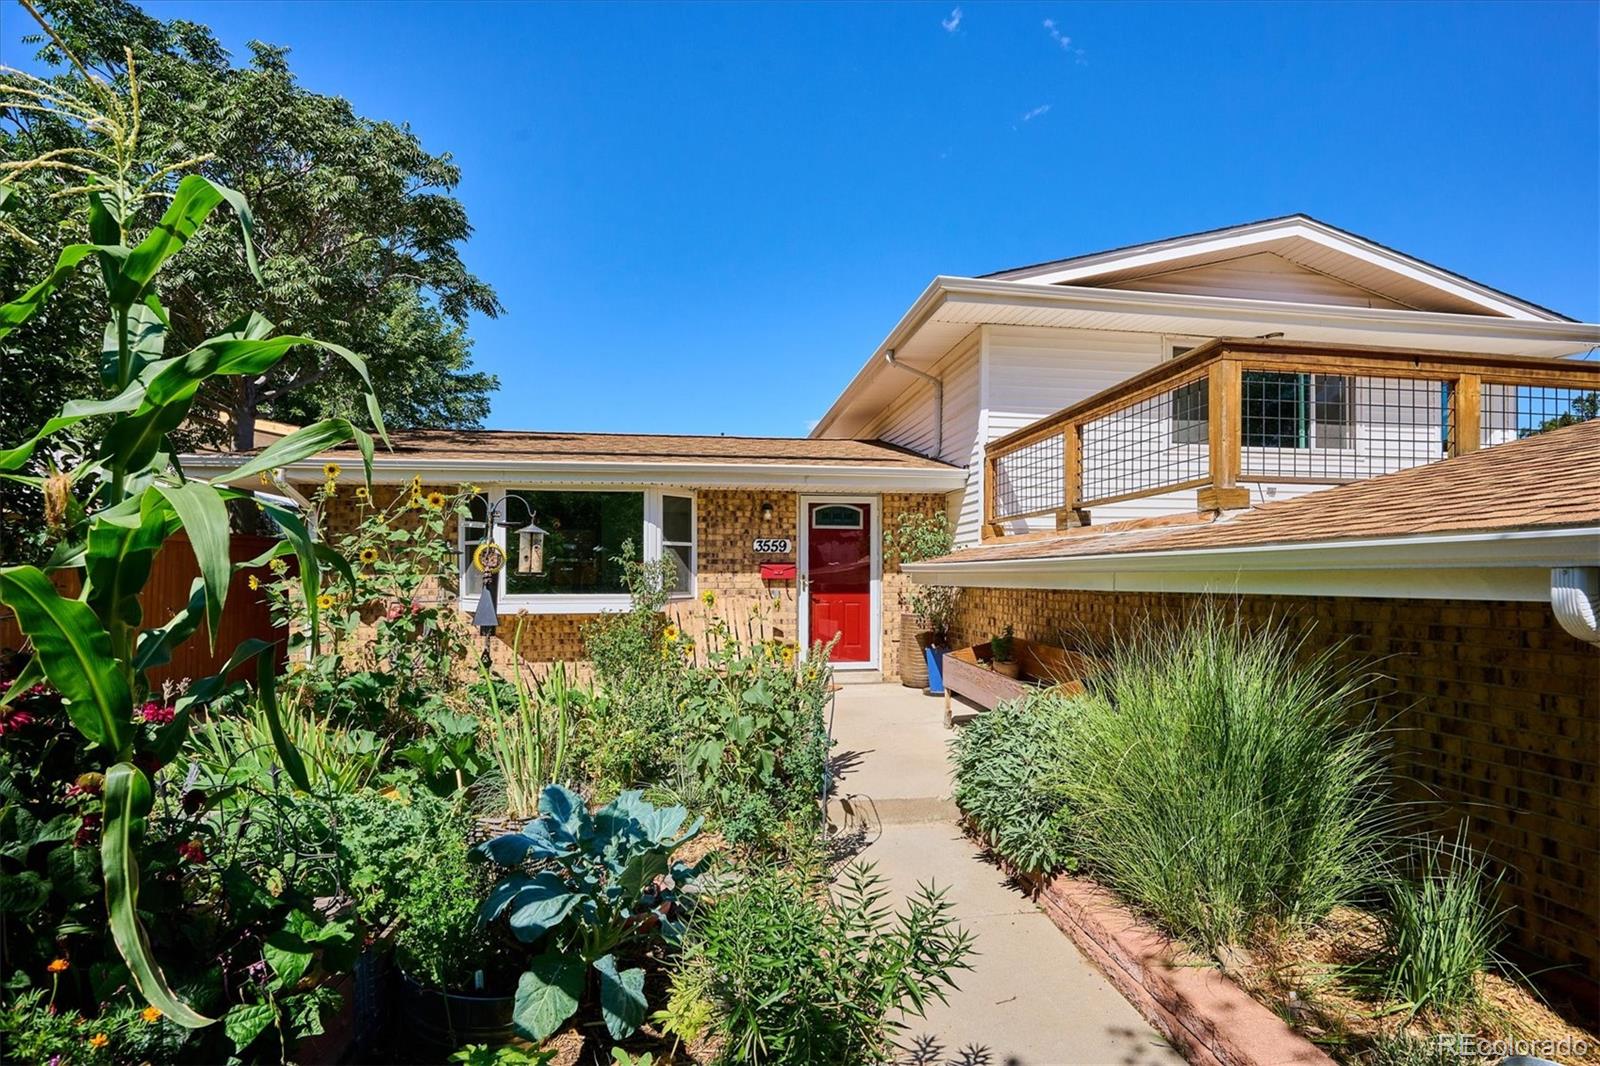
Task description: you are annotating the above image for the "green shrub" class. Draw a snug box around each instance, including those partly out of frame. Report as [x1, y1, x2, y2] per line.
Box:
[668, 862, 972, 1065]
[1062, 606, 1389, 952]
[950, 692, 1079, 875]
[1378, 826, 1504, 1019]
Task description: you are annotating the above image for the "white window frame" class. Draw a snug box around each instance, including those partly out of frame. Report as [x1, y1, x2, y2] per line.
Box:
[656, 492, 697, 599]
[457, 485, 696, 614]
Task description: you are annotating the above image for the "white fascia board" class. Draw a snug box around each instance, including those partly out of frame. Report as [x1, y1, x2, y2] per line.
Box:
[179, 454, 969, 494]
[809, 276, 1600, 438]
[939, 278, 1600, 346]
[991, 218, 1560, 321]
[903, 527, 1600, 603]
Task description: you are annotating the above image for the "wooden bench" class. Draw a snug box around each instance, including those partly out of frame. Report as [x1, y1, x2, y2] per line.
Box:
[942, 638, 1098, 726]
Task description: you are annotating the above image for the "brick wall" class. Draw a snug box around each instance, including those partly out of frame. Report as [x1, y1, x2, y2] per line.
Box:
[310, 482, 946, 681]
[950, 587, 1600, 994]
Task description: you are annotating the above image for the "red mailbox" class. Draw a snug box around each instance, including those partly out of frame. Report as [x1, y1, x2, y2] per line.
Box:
[759, 562, 797, 581]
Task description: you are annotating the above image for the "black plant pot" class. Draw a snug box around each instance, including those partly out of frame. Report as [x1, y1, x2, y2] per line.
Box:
[396, 970, 517, 1056]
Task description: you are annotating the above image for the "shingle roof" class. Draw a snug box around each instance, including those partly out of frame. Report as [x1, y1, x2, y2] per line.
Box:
[920, 419, 1600, 567]
[305, 429, 956, 470]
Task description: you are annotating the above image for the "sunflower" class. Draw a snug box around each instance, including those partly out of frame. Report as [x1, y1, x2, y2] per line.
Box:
[700, 590, 716, 608]
[355, 486, 369, 501]
[662, 623, 681, 643]
[316, 593, 335, 610]
[358, 547, 380, 565]
[323, 462, 342, 480]
[247, 575, 260, 590]
[424, 491, 447, 510]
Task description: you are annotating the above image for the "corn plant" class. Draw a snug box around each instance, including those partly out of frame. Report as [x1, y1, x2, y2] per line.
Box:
[0, 40, 383, 1027]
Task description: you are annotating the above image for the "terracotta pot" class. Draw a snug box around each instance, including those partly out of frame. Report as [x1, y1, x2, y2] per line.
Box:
[992, 660, 1020, 679]
[899, 610, 930, 688]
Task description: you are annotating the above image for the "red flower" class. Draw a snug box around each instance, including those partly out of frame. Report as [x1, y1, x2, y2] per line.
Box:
[73, 814, 101, 848]
[140, 702, 175, 725]
[384, 601, 404, 621]
[0, 704, 35, 735]
[176, 839, 206, 864]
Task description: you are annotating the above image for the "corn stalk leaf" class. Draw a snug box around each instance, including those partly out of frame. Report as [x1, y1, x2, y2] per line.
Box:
[0, 243, 106, 341]
[256, 650, 310, 792]
[102, 762, 213, 1028]
[221, 418, 374, 487]
[154, 637, 276, 763]
[154, 481, 232, 645]
[84, 491, 176, 632]
[0, 383, 147, 472]
[113, 175, 258, 306]
[0, 566, 131, 751]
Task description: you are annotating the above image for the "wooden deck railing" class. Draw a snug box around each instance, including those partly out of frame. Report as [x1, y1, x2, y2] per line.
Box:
[982, 339, 1600, 539]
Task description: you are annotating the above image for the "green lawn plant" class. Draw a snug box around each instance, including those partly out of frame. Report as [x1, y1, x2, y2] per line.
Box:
[0, 38, 382, 1029]
[1061, 606, 1390, 953]
[1378, 825, 1505, 1020]
[476, 784, 708, 1042]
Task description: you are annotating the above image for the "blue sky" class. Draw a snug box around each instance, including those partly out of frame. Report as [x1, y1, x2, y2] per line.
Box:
[6, 1, 1597, 435]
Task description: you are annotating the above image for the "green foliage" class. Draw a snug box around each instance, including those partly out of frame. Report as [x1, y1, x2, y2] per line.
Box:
[0, 33, 382, 1026]
[393, 820, 499, 993]
[478, 643, 580, 819]
[989, 623, 1015, 663]
[475, 785, 707, 1042]
[1060, 606, 1391, 952]
[950, 692, 1079, 875]
[671, 861, 973, 1065]
[1377, 826, 1504, 1020]
[449, 1044, 556, 1065]
[884, 510, 958, 639]
[2, 0, 500, 459]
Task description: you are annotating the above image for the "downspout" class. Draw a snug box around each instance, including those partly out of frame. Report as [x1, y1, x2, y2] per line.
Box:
[1551, 567, 1600, 645]
[882, 349, 943, 459]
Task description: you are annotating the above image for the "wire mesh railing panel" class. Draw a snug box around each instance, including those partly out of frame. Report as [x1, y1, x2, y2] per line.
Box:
[1239, 372, 1447, 481]
[1079, 377, 1210, 505]
[991, 433, 1063, 519]
[1481, 383, 1600, 448]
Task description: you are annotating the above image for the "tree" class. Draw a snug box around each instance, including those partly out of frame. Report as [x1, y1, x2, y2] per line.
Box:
[2, 0, 501, 453]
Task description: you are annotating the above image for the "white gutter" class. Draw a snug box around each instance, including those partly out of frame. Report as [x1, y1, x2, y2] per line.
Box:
[1551, 567, 1600, 645]
[903, 526, 1600, 606]
[179, 454, 970, 494]
[810, 277, 1600, 437]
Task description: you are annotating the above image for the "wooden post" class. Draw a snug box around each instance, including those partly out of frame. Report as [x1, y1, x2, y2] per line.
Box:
[1198, 358, 1251, 512]
[1451, 374, 1481, 457]
[1056, 423, 1088, 529]
[982, 447, 1000, 540]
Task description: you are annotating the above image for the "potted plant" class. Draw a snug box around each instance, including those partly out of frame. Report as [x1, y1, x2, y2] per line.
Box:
[990, 625, 1018, 679]
[885, 513, 960, 693]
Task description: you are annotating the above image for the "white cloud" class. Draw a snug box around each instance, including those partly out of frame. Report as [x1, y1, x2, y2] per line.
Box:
[1042, 18, 1071, 50]
[942, 6, 962, 32]
[1021, 104, 1052, 122]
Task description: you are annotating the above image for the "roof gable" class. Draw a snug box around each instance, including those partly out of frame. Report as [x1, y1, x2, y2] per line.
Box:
[984, 215, 1573, 322]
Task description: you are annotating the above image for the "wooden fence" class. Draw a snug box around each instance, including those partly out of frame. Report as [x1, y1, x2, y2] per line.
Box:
[1, 533, 287, 689]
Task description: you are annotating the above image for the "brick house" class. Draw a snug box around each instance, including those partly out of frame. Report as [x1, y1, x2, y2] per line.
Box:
[186, 215, 1600, 994]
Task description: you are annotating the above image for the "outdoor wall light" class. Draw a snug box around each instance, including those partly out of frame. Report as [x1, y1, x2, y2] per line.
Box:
[760, 500, 775, 522]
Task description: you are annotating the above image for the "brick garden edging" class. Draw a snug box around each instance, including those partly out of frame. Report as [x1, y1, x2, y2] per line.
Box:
[1006, 864, 1335, 1066]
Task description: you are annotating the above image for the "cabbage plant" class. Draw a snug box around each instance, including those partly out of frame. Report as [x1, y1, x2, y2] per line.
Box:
[475, 784, 707, 1042]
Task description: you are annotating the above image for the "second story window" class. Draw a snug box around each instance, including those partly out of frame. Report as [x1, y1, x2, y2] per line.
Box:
[1243, 372, 1353, 450]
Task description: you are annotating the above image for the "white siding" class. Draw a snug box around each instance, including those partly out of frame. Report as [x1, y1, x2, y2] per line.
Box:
[983, 327, 1184, 533]
[862, 334, 982, 538]
[1098, 251, 1410, 310]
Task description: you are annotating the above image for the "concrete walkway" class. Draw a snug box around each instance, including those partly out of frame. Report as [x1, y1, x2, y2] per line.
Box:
[826, 683, 1183, 1066]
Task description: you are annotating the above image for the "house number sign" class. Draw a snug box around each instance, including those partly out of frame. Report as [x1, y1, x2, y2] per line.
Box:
[752, 538, 792, 554]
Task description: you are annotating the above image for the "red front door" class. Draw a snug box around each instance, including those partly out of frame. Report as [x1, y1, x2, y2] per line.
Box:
[807, 502, 872, 663]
